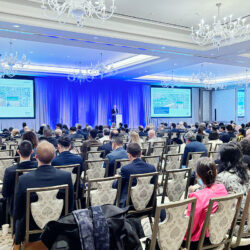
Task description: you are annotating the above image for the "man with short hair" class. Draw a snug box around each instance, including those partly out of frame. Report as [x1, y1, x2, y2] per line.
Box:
[2, 141, 37, 216]
[40, 128, 58, 148]
[138, 126, 145, 137]
[105, 135, 128, 177]
[226, 124, 236, 140]
[52, 135, 84, 172]
[56, 123, 62, 130]
[81, 129, 101, 160]
[14, 141, 74, 245]
[99, 128, 110, 144]
[114, 143, 156, 207]
[70, 126, 84, 140]
[55, 129, 62, 140]
[20, 122, 27, 135]
[98, 129, 118, 156]
[182, 131, 208, 166]
[219, 125, 230, 143]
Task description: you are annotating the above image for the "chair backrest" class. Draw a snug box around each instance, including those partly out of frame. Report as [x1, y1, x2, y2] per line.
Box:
[0, 156, 19, 182]
[215, 143, 223, 152]
[209, 151, 219, 162]
[89, 146, 99, 152]
[204, 143, 212, 152]
[114, 159, 130, 175]
[54, 164, 81, 200]
[72, 139, 83, 147]
[87, 150, 104, 160]
[231, 188, 250, 248]
[167, 145, 180, 154]
[197, 193, 243, 250]
[103, 140, 110, 145]
[152, 141, 165, 147]
[142, 155, 161, 172]
[86, 176, 122, 208]
[83, 159, 109, 192]
[70, 145, 82, 155]
[150, 146, 164, 157]
[186, 152, 204, 171]
[15, 169, 36, 193]
[25, 184, 69, 242]
[126, 172, 158, 214]
[163, 153, 183, 172]
[161, 168, 191, 203]
[203, 134, 209, 143]
[171, 132, 178, 139]
[150, 197, 197, 250]
[0, 150, 14, 157]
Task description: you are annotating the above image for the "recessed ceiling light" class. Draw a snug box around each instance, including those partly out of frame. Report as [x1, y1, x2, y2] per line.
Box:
[13, 25, 20, 28]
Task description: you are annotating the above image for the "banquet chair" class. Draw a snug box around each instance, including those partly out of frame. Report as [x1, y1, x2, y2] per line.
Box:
[186, 152, 204, 172]
[204, 143, 212, 152]
[89, 146, 99, 152]
[54, 164, 81, 209]
[166, 145, 180, 154]
[231, 188, 250, 248]
[103, 140, 110, 144]
[114, 159, 130, 175]
[209, 151, 219, 162]
[126, 172, 158, 216]
[215, 143, 223, 152]
[197, 193, 243, 250]
[161, 168, 191, 203]
[145, 197, 197, 250]
[86, 150, 104, 160]
[24, 185, 69, 243]
[86, 176, 121, 208]
[0, 149, 14, 157]
[142, 155, 161, 172]
[0, 156, 20, 183]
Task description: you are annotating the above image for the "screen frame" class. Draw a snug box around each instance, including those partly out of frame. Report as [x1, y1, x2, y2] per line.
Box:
[150, 86, 192, 118]
[237, 88, 245, 118]
[0, 76, 36, 119]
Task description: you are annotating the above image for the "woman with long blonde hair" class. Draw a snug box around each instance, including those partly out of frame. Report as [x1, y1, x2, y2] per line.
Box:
[129, 131, 142, 148]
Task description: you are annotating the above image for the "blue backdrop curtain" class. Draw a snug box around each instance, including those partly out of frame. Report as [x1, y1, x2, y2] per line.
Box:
[34, 77, 151, 129]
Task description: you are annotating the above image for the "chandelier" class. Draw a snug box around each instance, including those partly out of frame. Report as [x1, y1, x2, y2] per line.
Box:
[161, 70, 176, 88]
[94, 53, 116, 79]
[67, 62, 98, 83]
[41, 0, 116, 27]
[0, 41, 28, 78]
[192, 64, 216, 85]
[191, 3, 249, 49]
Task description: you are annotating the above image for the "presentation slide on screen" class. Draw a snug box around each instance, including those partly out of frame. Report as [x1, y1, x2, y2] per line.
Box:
[151, 88, 191, 117]
[0, 78, 35, 118]
[237, 89, 245, 117]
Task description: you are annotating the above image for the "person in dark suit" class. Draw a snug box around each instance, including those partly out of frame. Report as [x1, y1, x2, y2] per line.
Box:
[2, 140, 37, 216]
[138, 126, 145, 137]
[98, 129, 119, 157]
[113, 143, 156, 207]
[51, 135, 84, 172]
[226, 124, 236, 140]
[13, 141, 74, 246]
[105, 135, 128, 176]
[20, 122, 27, 135]
[81, 129, 101, 161]
[39, 128, 58, 148]
[111, 104, 118, 122]
[182, 131, 208, 166]
[219, 125, 230, 143]
[69, 126, 84, 140]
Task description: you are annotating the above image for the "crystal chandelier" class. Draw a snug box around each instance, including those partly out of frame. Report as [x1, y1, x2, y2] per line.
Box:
[0, 41, 28, 78]
[67, 62, 98, 83]
[94, 53, 116, 79]
[41, 0, 116, 27]
[161, 70, 176, 88]
[192, 64, 216, 85]
[191, 3, 249, 49]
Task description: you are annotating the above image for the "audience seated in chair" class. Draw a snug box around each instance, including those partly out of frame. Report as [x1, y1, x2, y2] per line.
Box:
[2, 140, 37, 216]
[98, 128, 110, 144]
[51, 135, 84, 173]
[105, 135, 128, 177]
[98, 130, 119, 157]
[113, 143, 156, 207]
[207, 131, 222, 152]
[81, 129, 101, 161]
[21, 131, 39, 161]
[184, 157, 228, 249]
[13, 141, 74, 246]
[39, 128, 58, 148]
[216, 143, 249, 210]
[239, 139, 250, 168]
[182, 131, 208, 166]
[69, 126, 84, 140]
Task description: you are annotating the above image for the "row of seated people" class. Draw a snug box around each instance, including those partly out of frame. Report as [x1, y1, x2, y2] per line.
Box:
[1, 137, 249, 249]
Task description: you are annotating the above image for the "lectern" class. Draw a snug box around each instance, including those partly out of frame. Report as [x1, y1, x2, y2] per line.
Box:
[115, 114, 122, 127]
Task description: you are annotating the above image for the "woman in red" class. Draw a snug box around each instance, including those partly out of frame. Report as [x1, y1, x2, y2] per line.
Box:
[185, 157, 228, 249]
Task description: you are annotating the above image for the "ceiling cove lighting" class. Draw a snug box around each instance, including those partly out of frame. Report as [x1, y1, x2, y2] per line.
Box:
[0, 54, 158, 76]
[41, 0, 116, 27]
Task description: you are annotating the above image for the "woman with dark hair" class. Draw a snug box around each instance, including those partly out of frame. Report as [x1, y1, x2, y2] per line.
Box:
[208, 131, 222, 151]
[184, 157, 228, 249]
[237, 128, 246, 142]
[239, 139, 250, 168]
[216, 143, 249, 208]
[22, 131, 38, 161]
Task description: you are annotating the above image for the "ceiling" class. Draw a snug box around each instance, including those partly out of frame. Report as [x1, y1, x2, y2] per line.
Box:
[0, 0, 250, 86]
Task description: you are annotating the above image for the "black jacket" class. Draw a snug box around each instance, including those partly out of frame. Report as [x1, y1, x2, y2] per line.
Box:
[41, 205, 143, 250]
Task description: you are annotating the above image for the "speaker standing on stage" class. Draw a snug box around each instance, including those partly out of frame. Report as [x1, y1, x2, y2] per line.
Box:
[111, 104, 118, 122]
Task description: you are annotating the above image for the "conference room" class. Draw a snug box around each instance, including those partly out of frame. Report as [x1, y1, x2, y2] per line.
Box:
[0, 0, 250, 249]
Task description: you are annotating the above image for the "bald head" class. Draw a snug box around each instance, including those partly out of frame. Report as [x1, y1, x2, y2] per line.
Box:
[148, 129, 155, 139]
[36, 141, 55, 165]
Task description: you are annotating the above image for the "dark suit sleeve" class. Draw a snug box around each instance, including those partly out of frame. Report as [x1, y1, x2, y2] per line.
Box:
[13, 177, 26, 221]
[66, 173, 74, 212]
[2, 168, 13, 198]
[182, 145, 190, 166]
